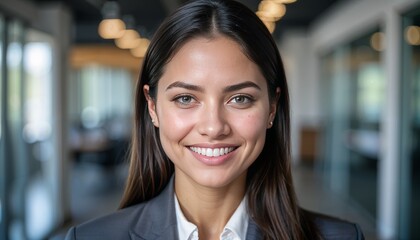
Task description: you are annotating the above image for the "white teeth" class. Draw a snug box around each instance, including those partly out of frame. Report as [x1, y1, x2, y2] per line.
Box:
[213, 148, 220, 157]
[190, 147, 235, 157]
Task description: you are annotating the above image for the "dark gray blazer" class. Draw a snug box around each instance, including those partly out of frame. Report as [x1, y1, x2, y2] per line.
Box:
[65, 178, 364, 240]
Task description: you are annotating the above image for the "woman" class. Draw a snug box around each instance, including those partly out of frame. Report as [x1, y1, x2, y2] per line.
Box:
[65, 0, 364, 239]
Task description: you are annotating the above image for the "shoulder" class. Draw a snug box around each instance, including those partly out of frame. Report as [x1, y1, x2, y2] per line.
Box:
[65, 177, 177, 240]
[304, 210, 365, 240]
[64, 202, 149, 240]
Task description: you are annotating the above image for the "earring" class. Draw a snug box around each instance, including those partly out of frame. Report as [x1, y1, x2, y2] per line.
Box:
[152, 119, 155, 123]
[269, 121, 273, 126]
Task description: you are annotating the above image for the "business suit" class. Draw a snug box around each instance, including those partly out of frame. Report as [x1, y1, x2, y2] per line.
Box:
[65, 178, 364, 240]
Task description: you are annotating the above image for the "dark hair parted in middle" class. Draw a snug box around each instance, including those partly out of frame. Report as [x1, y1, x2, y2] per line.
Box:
[120, 0, 320, 239]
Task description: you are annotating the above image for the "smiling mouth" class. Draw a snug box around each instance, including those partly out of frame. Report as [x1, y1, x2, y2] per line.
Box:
[189, 147, 236, 157]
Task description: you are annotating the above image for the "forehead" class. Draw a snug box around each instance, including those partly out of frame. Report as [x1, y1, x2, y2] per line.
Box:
[173, 34, 248, 58]
[172, 36, 245, 62]
[157, 36, 265, 89]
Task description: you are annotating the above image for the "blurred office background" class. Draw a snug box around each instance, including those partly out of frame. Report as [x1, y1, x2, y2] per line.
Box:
[0, 0, 419, 239]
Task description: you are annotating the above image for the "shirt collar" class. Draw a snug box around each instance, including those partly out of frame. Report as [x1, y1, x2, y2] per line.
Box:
[174, 194, 249, 240]
[174, 194, 198, 240]
[223, 196, 249, 240]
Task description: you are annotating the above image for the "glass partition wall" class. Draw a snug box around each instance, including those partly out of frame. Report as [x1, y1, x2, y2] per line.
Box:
[67, 64, 134, 223]
[1, 4, 134, 237]
[321, 28, 384, 220]
[0, 13, 6, 240]
[6, 19, 27, 240]
[322, 13, 420, 238]
[401, 7, 420, 239]
[0, 16, 56, 239]
[23, 29, 55, 240]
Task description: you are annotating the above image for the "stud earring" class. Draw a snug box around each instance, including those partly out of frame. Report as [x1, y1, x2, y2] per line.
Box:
[269, 121, 273, 126]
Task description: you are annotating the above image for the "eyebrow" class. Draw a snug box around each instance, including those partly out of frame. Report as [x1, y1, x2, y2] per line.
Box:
[223, 81, 261, 93]
[166, 81, 204, 92]
[165, 81, 261, 92]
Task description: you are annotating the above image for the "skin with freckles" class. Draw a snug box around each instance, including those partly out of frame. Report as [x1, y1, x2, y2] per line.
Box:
[144, 36, 277, 239]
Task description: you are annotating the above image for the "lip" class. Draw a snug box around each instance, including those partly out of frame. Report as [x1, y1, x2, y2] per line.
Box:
[187, 145, 238, 166]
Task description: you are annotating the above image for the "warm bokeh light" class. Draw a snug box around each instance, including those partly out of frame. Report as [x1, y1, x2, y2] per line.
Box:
[256, 11, 281, 21]
[269, 0, 297, 3]
[258, 1, 286, 19]
[405, 25, 420, 45]
[130, 38, 150, 58]
[370, 32, 385, 52]
[115, 29, 141, 49]
[262, 20, 276, 33]
[255, 0, 296, 34]
[98, 18, 125, 39]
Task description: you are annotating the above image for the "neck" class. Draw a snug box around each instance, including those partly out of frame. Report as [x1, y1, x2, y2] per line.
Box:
[174, 172, 247, 239]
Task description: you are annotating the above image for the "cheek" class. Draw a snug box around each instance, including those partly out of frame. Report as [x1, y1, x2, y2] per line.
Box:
[157, 107, 195, 142]
[232, 111, 268, 140]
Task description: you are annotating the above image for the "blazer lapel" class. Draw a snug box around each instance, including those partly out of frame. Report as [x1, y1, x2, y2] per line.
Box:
[127, 176, 264, 240]
[246, 219, 263, 240]
[129, 177, 179, 240]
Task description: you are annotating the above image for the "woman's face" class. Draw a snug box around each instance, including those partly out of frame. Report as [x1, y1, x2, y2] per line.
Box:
[145, 36, 277, 189]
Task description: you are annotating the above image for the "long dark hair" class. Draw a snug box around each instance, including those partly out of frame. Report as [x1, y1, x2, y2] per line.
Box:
[120, 0, 319, 239]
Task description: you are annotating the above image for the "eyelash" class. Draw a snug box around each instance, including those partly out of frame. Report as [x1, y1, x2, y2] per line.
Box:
[229, 94, 254, 104]
[173, 94, 197, 106]
[172, 94, 255, 108]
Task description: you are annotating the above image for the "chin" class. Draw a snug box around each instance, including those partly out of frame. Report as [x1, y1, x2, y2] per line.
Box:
[191, 171, 244, 189]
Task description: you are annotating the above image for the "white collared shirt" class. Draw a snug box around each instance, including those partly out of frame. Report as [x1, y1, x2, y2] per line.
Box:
[174, 194, 249, 240]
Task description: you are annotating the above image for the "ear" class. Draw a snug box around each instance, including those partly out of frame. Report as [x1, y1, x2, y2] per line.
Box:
[267, 87, 280, 129]
[143, 85, 159, 127]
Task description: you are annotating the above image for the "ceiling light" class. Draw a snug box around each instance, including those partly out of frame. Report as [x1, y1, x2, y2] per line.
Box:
[256, 11, 282, 21]
[98, 19, 126, 39]
[258, 1, 286, 19]
[268, 0, 297, 4]
[370, 32, 385, 51]
[115, 29, 141, 49]
[405, 26, 420, 46]
[262, 20, 276, 33]
[130, 38, 150, 58]
[98, 1, 125, 39]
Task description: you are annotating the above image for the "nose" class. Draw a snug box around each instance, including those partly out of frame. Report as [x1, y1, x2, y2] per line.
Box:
[197, 103, 230, 138]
